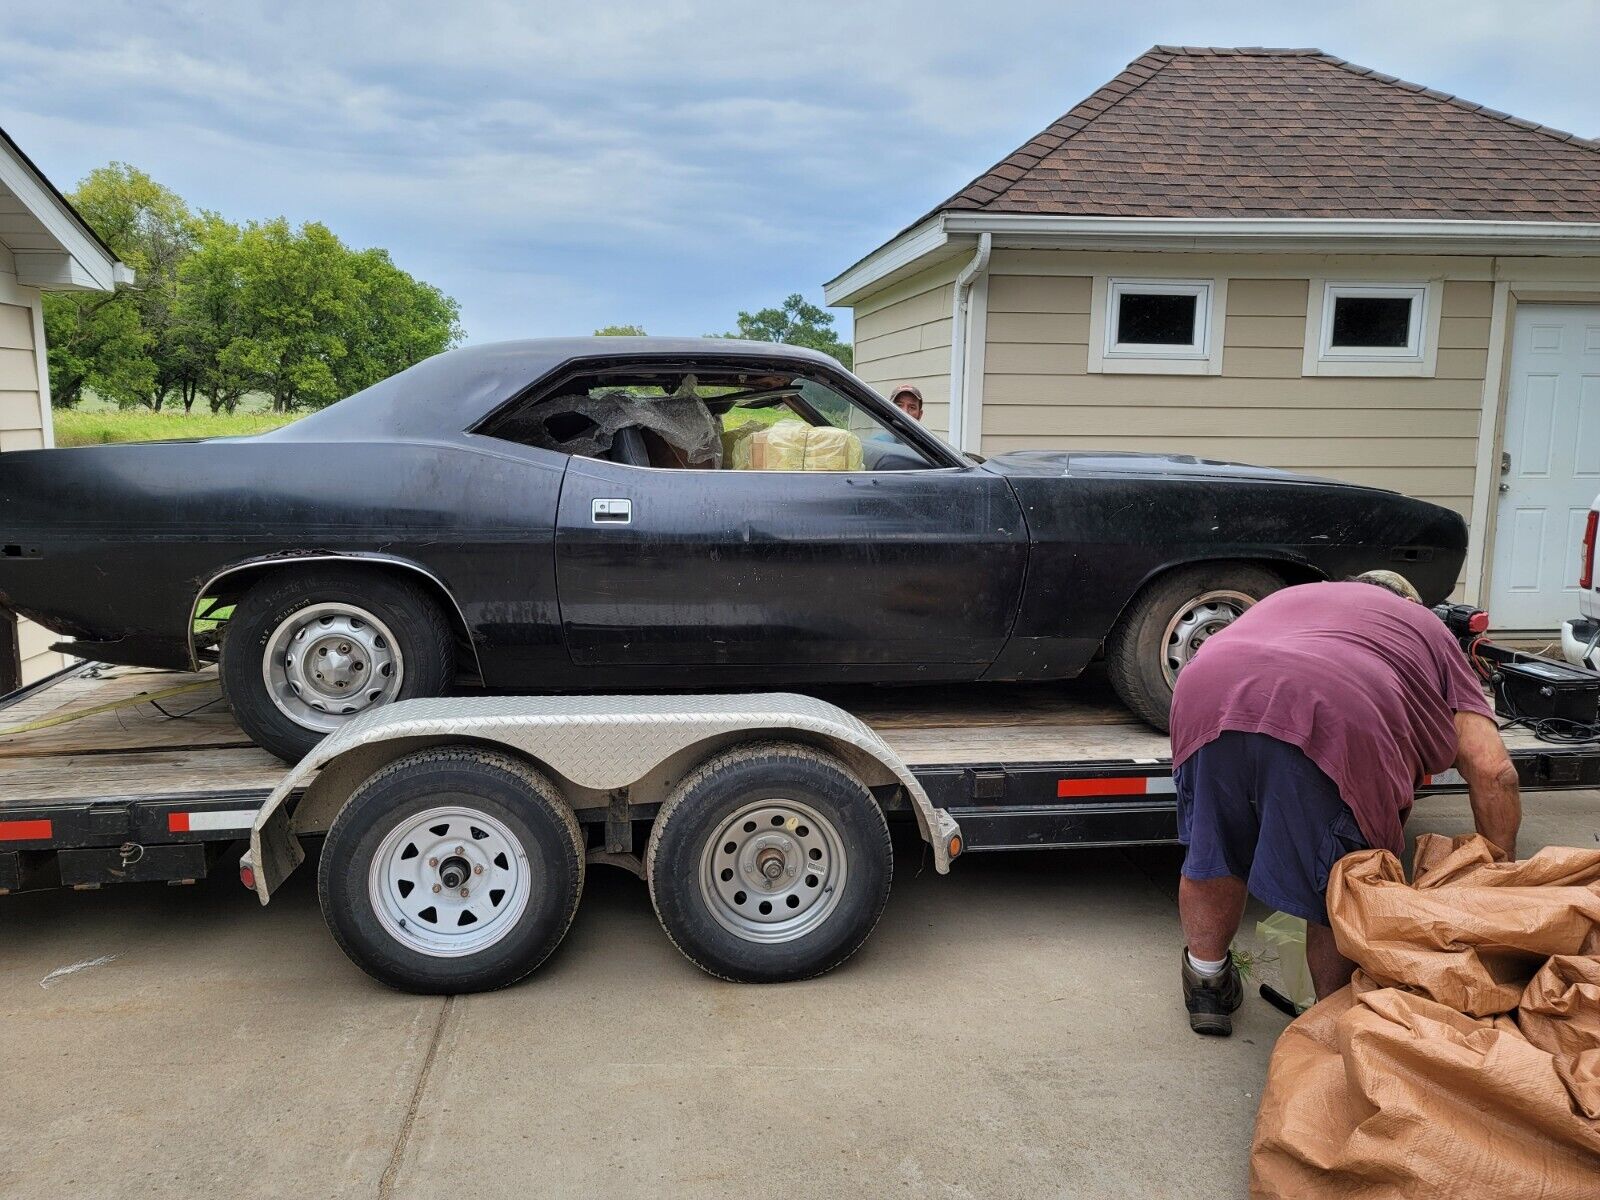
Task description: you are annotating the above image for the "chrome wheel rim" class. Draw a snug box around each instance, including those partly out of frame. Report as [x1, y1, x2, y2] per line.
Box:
[368, 805, 531, 957]
[1161, 589, 1255, 686]
[699, 799, 846, 944]
[262, 602, 403, 732]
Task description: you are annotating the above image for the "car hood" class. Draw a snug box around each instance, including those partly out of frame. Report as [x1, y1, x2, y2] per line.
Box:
[980, 449, 1376, 490]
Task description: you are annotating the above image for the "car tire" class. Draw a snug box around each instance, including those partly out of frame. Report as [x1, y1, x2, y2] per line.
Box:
[646, 742, 893, 984]
[220, 567, 455, 762]
[318, 747, 585, 994]
[1105, 563, 1286, 732]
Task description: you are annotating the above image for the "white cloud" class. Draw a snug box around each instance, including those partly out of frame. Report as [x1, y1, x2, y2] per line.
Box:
[0, 1, 1594, 341]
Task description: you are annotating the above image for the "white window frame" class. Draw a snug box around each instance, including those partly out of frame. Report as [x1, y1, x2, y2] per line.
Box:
[1088, 276, 1226, 375]
[1303, 279, 1442, 377]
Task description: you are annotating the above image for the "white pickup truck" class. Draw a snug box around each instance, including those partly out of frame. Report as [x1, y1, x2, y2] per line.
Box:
[1561, 496, 1600, 669]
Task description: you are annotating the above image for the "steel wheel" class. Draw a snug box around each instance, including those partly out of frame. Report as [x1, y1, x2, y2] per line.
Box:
[367, 804, 532, 957]
[1160, 588, 1255, 686]
[262, 601, 404, 732]
[698, 798, 847, 944]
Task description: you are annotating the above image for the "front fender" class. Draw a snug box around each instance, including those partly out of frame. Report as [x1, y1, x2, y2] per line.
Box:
[246, 691, 959, 901]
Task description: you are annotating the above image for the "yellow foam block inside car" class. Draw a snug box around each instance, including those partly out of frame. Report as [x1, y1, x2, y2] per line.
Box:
[749, 423, 863, 471]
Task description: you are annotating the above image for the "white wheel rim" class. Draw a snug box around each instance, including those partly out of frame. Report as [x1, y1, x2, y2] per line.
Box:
[368, 805, 532, 957]
[262, 602, 404, 733]
[698, 798, 847, 944]
[1160, 588, 1255, 686]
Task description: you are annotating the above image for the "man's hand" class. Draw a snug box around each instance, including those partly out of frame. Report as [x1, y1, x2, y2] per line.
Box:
[1454, 711, 1521, 859]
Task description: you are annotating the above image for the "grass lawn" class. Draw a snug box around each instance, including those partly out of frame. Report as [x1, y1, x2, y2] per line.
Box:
[53, 407, 297, 447]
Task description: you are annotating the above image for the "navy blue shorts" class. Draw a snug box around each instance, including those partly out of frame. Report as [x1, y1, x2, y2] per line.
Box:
[1173, 730, 1369, 925]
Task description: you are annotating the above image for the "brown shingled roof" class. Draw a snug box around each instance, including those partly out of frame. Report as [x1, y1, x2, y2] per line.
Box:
[940, 47, 1600, 221]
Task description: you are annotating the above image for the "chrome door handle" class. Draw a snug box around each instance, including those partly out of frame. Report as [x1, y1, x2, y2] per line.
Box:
[592, 498, 632, 524]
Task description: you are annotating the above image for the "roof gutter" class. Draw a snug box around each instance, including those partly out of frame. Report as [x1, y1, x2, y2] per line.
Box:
[826, 213, 1600, 307]
[940, 213, 1600, 255]
[948, 231, 991, 454]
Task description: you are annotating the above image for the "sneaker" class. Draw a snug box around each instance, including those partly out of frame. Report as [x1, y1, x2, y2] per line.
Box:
[1182, 949, 1244, 1037]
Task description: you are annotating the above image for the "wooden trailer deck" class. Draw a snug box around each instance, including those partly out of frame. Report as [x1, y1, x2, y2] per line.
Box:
[0, 665, 1175, 807]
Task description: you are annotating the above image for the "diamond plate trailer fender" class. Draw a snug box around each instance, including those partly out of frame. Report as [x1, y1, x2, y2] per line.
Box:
[246, 692, 959, 902]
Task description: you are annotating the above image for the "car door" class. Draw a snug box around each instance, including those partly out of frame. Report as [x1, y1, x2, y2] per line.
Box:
[553, 430, 1029, 674]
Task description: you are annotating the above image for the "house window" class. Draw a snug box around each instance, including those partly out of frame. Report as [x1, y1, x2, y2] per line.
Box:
[1319, 284, 1427, 360]
[1105, 280, 1212, 359]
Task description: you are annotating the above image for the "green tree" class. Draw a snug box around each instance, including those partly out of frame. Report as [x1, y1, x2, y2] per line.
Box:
[220, 219, 358, 413]
[336, 248, 463, 396]
[594, 324, 647, 336]
[715, 294, 852, 368]
[42, 286, 151, 409]
[172, 217, 254, 413]
[42, 163, 203, 410]
[176, 218, 463, 413]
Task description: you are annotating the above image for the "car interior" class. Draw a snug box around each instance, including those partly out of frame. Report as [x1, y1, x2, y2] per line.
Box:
[476, 363, 937, 472]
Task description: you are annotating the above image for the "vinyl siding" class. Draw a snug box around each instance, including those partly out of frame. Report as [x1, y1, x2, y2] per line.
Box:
[978, 262, 1491, 526]
[851, 259, 961, 440]
[0, 250, 64, 684]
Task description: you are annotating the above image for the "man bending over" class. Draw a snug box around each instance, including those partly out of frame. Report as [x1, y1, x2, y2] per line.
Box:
[1169, 571, 1520, 1036]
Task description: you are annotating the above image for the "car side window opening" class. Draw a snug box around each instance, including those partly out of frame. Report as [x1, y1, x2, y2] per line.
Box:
[476, 365, 935, 472]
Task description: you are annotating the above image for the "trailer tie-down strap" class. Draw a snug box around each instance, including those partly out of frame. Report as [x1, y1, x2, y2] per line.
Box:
[0, 680, 219, 738]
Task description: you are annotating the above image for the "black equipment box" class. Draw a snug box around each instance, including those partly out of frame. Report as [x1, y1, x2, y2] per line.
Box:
[1493, 657, 1600, 725]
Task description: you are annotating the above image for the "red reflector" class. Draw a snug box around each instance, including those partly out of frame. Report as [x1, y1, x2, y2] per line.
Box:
[1468, 610, 1489, 634]
[239, 863, 256, 891]
[167, 812, 191, 833]
[1580, 511, 1598, 590]
[0, 818, 52, 842]
[1058, 777, 1147, 798]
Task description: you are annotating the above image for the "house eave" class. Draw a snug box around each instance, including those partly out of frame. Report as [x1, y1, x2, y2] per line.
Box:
[823, 217, 953, 307]
[826, 213, 1600, 306]
[0, 131, 126, 293]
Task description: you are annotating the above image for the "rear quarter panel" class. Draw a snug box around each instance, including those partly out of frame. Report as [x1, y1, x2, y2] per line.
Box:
[0, 436, 567, 676]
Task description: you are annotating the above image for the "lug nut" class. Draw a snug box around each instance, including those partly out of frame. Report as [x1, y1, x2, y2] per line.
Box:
[474, 865, 483, 875]
[459, 888, 470, 898]
[455, 846, 464, 854]
[432, 883, 441, 893]
[428, 857, 438, 867]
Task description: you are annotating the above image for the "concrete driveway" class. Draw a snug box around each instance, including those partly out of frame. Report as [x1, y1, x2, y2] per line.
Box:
[3, 790, 1595, 1199]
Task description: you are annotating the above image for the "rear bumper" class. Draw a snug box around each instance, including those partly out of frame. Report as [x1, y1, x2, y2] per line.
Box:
[1560, 618, 1600, 669]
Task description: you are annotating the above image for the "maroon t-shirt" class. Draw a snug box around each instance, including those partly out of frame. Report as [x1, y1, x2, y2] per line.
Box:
[1169, 581, 1493, 855]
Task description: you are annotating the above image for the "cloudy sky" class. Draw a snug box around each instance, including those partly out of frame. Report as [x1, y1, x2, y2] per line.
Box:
[4, 2, 1596, 343]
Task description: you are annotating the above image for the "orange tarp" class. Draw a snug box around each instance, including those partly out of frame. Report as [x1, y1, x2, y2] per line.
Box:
[1250, 834, 1600, 1198]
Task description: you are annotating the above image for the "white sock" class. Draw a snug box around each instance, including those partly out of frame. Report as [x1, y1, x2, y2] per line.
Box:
[1187, 950, 1229, 976]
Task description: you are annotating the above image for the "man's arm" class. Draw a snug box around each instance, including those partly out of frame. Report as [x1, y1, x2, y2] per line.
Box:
[1454, 711, 1521, 859]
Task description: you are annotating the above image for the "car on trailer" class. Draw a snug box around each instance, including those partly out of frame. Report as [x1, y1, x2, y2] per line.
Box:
[0, 338, 1469, 762]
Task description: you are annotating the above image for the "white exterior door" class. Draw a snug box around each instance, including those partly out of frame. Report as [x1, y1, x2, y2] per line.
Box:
[1490, 303, 1600, 629]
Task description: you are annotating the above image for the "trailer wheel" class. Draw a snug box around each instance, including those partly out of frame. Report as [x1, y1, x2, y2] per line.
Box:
[646, 743, 892, 984]
[318, 747, 584, 994]
[1105, 562, 1285, 732]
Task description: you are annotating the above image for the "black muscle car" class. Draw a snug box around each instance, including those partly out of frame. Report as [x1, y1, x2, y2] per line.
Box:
[0, 337, 1467, 760]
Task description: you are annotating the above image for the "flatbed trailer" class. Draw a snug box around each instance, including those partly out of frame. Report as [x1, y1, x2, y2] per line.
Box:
[6, 661, 1600, 991]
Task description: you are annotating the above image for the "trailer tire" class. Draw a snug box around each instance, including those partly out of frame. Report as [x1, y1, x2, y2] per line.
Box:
[220, 567, 455, 763]
[318, 747, 584, 994]
[646, 743, 892, 984]
[1105, 562, 1285, 732]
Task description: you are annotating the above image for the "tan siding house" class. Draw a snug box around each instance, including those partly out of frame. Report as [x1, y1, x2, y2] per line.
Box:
[0, 128, 129, 687]
[827, 47, 1600, 630]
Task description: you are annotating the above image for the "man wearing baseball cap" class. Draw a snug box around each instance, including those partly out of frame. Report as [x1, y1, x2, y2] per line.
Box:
[888, 383, 923, 421]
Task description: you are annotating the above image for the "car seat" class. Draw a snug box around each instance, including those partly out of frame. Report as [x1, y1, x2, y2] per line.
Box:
[610, 425, 652, 467]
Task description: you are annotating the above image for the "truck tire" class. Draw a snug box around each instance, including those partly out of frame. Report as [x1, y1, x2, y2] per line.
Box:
[220, 567, 455, 762]
[1105, 562, 1285, 732]
[318, 747, 584, 994]
[646, 742, 892, 984]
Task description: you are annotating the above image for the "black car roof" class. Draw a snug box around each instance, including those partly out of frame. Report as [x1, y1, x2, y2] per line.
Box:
[262, 337, 849, 442]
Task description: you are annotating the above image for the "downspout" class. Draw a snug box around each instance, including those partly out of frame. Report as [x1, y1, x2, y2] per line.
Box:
[948, 231, 991, 454]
